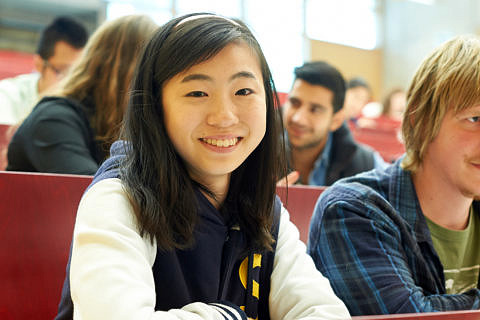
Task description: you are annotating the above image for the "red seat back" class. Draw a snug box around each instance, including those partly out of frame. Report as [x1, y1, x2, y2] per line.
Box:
[276, 185, 326, 243]
[351, 125, 405, 162]
[0, 171, 93, 319]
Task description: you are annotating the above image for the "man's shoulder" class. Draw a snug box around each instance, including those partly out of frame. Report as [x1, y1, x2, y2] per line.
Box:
[355, 141, 376, 156]
[329, 125, 377, 177]
[331, 123, 376, 159]
[321, 162, 404, 212]
[352, 142, 378, 168]
[323, 170, 389, 204]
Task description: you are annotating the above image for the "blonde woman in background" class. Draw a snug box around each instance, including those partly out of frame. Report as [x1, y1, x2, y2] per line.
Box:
[6, 15, 157, 175]
[381, 88, 406, 122]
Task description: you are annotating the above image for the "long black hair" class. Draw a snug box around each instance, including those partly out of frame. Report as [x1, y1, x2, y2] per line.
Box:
[121, 13, 286, 251]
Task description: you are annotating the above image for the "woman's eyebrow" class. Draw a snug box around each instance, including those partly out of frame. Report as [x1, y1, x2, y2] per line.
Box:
[230, 71, 256, 81]
[181, 74, 212, 83]
[181, 71, 257, 84]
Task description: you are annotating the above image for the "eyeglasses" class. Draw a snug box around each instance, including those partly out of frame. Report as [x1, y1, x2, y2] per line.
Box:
[43, 60, 68, 77]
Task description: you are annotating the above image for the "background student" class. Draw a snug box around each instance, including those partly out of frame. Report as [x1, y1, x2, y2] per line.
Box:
[279, 61, 385, 186]
[308, 35, 480, 315]
[57, 13, 350, 320]
[381, 88, 406, 122]
[6, 15, 157, 175]
[0, 16, 88, 125]
[343, 77, 371, 125]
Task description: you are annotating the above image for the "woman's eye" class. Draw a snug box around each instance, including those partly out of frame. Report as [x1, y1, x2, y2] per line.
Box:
[467, 116, 480, 123]
[236, 88, 253, 96]
[186, 91, 207, 97]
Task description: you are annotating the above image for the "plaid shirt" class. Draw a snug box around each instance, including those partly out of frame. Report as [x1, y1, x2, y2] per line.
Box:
[308, 159, 480, 315]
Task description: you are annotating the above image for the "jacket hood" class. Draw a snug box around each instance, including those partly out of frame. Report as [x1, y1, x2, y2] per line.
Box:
[89, 140, 129, 189]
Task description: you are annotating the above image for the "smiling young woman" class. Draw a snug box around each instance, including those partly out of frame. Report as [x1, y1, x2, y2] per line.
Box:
[55, 12, 350, 320]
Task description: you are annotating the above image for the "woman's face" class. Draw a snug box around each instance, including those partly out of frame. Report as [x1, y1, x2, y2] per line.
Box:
[162, 42, 266, 196]
[389, 91, 406, 121]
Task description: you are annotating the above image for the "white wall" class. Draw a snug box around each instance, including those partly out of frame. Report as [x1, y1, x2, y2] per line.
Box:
[382, 0, 480, 94]
[0, 0, 99, 52]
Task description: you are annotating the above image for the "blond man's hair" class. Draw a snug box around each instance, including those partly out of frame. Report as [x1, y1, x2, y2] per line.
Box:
[401, 35, 480, 172]
[56, 15, 157, 155]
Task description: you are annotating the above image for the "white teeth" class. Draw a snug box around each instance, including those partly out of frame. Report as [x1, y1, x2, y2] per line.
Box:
[202, 137, 238, 147]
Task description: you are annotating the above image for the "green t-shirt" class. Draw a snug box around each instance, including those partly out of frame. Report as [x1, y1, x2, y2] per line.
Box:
[426, 207, 480, 294]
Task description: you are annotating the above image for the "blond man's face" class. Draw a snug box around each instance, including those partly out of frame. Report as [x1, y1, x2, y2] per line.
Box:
[421, 104, 480, 198]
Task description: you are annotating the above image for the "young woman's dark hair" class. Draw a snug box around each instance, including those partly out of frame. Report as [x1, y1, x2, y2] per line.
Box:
[121, 13, 285, 251]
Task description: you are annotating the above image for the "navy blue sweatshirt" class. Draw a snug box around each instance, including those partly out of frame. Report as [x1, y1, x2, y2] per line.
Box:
[55, 141, 281, 320]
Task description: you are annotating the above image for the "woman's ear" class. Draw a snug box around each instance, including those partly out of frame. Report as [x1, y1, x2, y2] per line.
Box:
[329, 108, 345, 132]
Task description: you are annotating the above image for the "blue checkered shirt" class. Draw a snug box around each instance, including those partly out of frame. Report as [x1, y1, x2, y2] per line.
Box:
[308, 159, 480, 315]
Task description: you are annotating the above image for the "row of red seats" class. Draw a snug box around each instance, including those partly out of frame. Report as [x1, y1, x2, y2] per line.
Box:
[0, 171, 322, 318]
[350, 119, 405, 163]
[1, 171, 479, 319]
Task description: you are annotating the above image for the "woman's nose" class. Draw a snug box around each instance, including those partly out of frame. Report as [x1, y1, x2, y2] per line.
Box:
[206, 96, 239, 127]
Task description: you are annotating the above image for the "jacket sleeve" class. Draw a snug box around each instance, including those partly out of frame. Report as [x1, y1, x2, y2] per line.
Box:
[70, 179, 247, 320]
[25, 100, 99, 175]
[268, 207, 351, 320]
[308, 197, 480, 316]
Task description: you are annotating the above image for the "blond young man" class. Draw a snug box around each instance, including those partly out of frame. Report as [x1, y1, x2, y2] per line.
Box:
[308, 35, 480, 315]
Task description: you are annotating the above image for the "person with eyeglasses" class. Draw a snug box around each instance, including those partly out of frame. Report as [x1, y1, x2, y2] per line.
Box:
[0, 16, 88, 125]
[6, 15, 158, 176]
